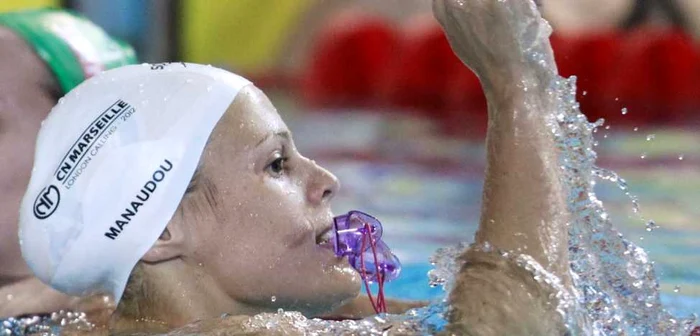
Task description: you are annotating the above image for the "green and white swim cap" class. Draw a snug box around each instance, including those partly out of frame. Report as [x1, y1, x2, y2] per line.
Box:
[19, 63, 251, 302]
[0, 8, 137, 93]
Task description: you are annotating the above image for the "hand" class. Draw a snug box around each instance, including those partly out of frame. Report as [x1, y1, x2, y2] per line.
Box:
[432, 0, 553, 89]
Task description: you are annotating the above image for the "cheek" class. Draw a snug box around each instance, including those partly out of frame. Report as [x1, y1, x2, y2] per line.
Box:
[202, 202, 305, 271]
[248, 177, 313, 235]
[196, 172, 314, 275]
[266, 175, 306, 207]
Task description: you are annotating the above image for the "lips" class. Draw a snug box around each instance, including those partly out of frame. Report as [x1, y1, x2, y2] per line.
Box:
[316, 226, 334, 246]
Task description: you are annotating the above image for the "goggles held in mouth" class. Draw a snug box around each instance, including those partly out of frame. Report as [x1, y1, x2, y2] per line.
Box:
[330, 210, 401, 313]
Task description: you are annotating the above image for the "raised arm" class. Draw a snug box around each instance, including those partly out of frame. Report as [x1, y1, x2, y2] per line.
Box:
[433, 0, 572, 334]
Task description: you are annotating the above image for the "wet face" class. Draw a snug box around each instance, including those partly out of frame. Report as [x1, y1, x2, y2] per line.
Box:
[179, 86, 361, 315]
[0, 27, 59, 279]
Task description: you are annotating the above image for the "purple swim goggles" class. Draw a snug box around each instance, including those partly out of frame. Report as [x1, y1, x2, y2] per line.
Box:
[329, 210, 401, 313]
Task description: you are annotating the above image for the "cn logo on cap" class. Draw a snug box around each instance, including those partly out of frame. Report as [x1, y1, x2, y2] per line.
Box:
[33, 185, 60, 219]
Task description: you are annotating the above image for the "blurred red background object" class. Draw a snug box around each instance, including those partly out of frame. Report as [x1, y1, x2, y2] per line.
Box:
[302, 11, 398, 107]
[303, 10, 700, 132]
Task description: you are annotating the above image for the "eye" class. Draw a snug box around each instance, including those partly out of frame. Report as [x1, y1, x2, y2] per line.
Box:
[266, 156, 288, 178]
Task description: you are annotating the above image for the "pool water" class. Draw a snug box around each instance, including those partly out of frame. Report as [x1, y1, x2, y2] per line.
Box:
[287, 111, 700, 319]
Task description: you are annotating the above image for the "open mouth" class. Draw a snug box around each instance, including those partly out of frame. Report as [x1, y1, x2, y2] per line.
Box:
[316, 226, 334, 247]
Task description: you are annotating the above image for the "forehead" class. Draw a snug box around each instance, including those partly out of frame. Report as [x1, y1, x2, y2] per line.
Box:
[211, 85, 288, 150]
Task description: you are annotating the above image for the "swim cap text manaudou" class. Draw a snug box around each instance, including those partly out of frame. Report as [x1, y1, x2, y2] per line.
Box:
[19, 63, 251, 302]
[0, 8, 137, 93]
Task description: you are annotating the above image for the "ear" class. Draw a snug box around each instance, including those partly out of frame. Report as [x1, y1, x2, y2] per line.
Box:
[141, 221, 186, 263]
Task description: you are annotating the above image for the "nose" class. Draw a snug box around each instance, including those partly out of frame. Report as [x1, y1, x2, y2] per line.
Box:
[305, 159, 340, 205]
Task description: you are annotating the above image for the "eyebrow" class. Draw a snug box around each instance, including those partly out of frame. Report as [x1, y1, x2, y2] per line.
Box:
[256, 130, 291, 147]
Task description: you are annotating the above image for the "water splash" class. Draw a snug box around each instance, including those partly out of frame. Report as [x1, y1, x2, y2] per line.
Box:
[549, 75, 696, 335]
[593, 167, 641, 215]
[427, 242, 469, 292]
[645, 220, 659, 232]
[1, 311, 92, 336]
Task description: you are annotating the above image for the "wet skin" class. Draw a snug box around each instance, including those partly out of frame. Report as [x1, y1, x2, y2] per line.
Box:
[0, 26, 74, 318]
[112, 85, 362, 327]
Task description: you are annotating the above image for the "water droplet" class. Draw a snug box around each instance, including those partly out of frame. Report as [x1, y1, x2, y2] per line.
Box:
[206, 85, 213, 92]
[674, 285, 681, 293]
[582, 91, 587, 96]
[163, 97, 169, 102]
[645, 302, 653, 308]
[640, 152, 647, 159]
[633, 280, 643, 288]
[646, 134, 655, 141]
[58, 98, 65, 105]
[239, 123, 244, 129]
[645, 220, 658, 232]
[633, 127, 639, 132]
[271, 296, 277, 302]
[5, 294, 12, 301]
[678, 155, 684, 161]
[277, 308, 284, 314]
[605, 125, 611, 130]
[621, 108, 628, 115]
[615, 97, 619, 101]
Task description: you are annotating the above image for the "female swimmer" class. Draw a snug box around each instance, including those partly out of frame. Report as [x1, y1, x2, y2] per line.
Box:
[20, 0, 575, 334]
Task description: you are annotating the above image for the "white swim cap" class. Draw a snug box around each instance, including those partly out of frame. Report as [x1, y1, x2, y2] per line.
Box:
[19, 62, 250, 302]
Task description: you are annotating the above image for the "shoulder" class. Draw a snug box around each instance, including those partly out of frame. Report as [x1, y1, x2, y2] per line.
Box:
[0, 25, 58, 122]
[446, 249, 569, 335]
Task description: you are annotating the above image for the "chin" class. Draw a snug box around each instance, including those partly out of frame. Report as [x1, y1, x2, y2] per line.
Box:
[299, 291, 360, 317]
[327, 272, 363, 310]
[297, 274, 362, 317]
